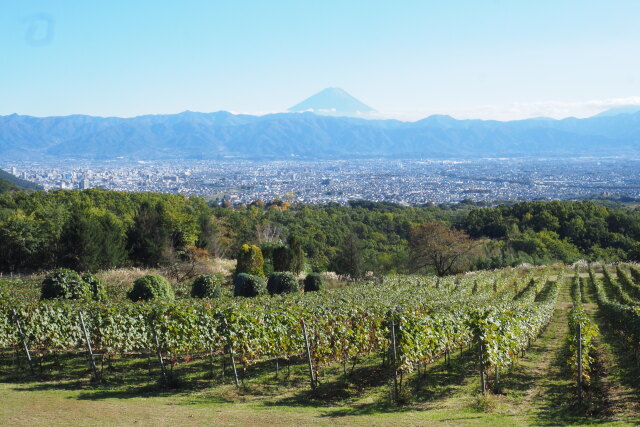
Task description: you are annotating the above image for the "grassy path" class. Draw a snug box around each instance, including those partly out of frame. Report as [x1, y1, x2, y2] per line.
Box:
[581, 274, 640, 422]
[491, 275, 583, 424]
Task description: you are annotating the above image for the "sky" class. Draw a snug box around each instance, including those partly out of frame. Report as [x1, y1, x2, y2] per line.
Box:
[2, 0, 640, 121]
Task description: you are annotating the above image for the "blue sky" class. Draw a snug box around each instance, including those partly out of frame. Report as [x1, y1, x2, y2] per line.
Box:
[2, 0, 640, 120]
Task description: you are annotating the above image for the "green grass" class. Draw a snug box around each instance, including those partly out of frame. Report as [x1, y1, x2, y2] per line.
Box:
[0, 338, 533, 425]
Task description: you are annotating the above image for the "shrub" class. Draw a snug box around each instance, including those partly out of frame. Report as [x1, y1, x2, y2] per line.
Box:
[235, 244, 265, 278]
[41, 269, 92, 300]
[82, 273, 107, 301]
[267, 272, 301, 295]
[127, 274, 174, 301]
[191, 274, 222, 298]
[233, 273, 267, 297]
[303, 273, 325, 292]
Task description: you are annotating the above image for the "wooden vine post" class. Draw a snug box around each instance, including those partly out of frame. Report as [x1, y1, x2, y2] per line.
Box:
[208, 346, 215, 377]
[577, 323, 583, 405]
[390, 318, 399, 401]
[221, 318, 240, 387]
[150, 322, 168, 383]
[228, 345, 240, 388]
[78, 311, 99, 381]
[301, 319, 316, 390]
[11, 309, 35, 375]
[478, 339, 486, 395]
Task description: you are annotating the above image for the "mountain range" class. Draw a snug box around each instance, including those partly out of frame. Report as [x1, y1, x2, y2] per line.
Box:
[1, 90, 639, 160]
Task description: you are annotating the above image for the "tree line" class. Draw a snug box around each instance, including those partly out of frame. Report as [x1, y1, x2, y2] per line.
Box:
[0, 189, 638, 275]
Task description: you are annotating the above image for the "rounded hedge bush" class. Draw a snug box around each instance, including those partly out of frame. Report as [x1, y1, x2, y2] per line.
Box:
[82, 273, 107, 301]
[233, 273, 267, 298]
[41, 268, 92, 300]
[303, 273, 325, 292]
[127, 274, 174, 302]
[191, 274, 222, 299]
[267, 272, 300, 295]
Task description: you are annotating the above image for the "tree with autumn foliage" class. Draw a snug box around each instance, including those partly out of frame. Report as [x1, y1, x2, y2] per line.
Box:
[409, 222, 478, 276]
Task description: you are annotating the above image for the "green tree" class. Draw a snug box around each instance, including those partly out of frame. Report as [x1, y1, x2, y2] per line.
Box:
[61, 210, 127, 272]
[127, 201, 171, 266]
[235, 244, 266, 278]
[272, 244, 292, 272]
[334, 233, 364, 280]
[0, 210, 41, 272]
[196, 214, 233, 258]
[288, 236, 305, 275]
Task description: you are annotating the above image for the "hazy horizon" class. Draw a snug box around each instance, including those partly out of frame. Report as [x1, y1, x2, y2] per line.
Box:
[3, 96, 640, 123]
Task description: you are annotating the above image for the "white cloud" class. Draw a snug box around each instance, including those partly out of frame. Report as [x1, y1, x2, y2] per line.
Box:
[376, 96, 640, 122]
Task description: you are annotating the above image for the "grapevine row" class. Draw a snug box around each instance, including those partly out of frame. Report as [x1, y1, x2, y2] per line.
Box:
[474, 277, 559, 385]
[616, 265, 640, 302]
[588, 265, 640, 356]
[567, 273, 598, 384]
[0, 267, 560, 390]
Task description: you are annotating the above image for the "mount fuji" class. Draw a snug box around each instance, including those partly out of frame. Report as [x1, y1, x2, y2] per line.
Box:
[288, 88, 376, 117]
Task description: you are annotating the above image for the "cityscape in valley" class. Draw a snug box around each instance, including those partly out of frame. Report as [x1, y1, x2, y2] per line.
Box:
[3, 157, 639, 204]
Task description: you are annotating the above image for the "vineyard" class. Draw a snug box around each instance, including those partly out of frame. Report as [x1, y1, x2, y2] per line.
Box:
[2, 264, 640, 425]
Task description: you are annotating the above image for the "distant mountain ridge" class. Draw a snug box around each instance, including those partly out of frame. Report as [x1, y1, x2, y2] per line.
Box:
[0, 110, 639, 160]
[595, 105, 640, 117]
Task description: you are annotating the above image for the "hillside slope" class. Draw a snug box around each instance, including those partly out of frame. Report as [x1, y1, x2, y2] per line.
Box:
[0, 169, 43, 192]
